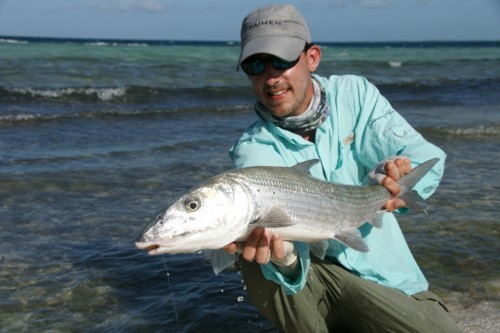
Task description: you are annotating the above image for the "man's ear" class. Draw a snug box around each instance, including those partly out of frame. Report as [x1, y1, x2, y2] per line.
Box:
[307, 44, 322, 72]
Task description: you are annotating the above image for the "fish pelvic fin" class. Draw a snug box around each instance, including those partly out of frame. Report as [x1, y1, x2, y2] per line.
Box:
[368, 210, 385, 229]
[210, 249, 236, 275]
[310, 240, 329, 259]
[334, 228, 369, 253]
[397, 158, 440, 213]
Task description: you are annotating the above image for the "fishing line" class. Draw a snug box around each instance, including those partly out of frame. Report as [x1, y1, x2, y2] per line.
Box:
[162, 254, 181, 333]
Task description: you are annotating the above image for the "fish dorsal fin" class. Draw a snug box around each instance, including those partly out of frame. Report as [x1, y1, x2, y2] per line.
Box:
[210, 249, 236, 275]
[292, 159, 320, 174]
[252, 206, 294, 228]
[334, 228, 369, 253]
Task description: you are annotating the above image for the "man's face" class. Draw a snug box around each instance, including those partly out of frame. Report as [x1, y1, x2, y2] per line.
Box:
[246, 46, 321, 118]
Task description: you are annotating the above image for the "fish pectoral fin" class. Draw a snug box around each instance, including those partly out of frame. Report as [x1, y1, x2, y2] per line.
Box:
[310, 240, 329, 259]
[210, 249, 236, 275]
[253, 206, 294, 228]
[334, 229, 369, 253]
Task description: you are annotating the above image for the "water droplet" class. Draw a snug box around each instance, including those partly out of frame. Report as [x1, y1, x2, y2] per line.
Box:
[237, 296, 244, 302]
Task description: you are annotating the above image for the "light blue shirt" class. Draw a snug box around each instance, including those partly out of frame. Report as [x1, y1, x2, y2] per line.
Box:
[229, 74, 446, 296]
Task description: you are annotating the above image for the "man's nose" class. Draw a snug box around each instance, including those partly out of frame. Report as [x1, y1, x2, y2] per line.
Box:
[264, 62, 282, 80]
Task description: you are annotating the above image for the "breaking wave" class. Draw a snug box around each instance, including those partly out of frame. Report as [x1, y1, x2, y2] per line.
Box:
[4, 87, 127, 101]
[0, 85, 253, 103]
[421, 124, 500, 138]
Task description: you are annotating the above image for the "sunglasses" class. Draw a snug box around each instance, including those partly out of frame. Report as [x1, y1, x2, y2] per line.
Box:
[241, 43, 314, 76]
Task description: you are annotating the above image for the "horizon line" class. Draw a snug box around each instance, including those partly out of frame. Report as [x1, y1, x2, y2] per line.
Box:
[1, 35, 499, 45]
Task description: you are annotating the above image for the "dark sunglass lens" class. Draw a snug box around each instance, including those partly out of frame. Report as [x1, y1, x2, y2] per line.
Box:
[241, 60, 265, 75]
[272, 57, 295, 70]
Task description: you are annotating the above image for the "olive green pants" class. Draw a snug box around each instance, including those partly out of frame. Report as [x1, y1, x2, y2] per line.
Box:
[239, 256, 460, 333]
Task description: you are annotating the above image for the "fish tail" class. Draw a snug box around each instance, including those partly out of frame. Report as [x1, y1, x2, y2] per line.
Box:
[398, 158, 439, 189]
[397, 158, 439, 213]
[399, 189, 429, 213]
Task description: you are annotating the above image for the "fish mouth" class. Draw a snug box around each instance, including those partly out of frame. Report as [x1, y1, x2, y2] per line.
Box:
[135, 241, 164, 255]
[145, 244, 160, 252]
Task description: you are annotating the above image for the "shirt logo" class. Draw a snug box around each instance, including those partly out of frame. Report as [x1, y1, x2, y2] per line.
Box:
[368, 110, 395, 129]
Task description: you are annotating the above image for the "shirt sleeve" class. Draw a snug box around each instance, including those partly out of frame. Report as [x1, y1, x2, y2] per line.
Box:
[261, 242, 311, 295]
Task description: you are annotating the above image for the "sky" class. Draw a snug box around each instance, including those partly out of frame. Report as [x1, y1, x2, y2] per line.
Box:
[0, 0, 498, 42]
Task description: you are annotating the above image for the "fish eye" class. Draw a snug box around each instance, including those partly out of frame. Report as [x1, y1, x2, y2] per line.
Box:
[183, 197, 201, 212]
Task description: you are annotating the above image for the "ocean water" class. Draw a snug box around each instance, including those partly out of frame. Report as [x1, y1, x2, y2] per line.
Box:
[0, 36, 499, 332]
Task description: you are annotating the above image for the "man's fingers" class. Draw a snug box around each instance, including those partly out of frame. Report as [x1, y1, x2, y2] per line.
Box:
[255, 229, 272, 264]
[396, 158, 411, 176]
[384, 162, 399, 181]
[385, 158, 410, 179]
[385, 158, 411, 180]
[242, 227, 273, 263]
[271, 235, 285, 260]
[381, 176, 400, 197]
[384, 198, 405, 212]
[223, 242, 238, 254]
[242, 227, 262, 261]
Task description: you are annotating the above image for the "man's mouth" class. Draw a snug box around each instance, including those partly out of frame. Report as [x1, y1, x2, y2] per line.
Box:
[270, 89, 287, 96]
[268, 89, 289, 98]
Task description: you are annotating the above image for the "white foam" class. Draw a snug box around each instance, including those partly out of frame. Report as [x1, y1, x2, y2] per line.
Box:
[389, 61, 403, 67]
[85, 41, 148, 47]
[0, 114, 39, 122]
[0, 38, 28, 44]
[11, 87, 126, 101]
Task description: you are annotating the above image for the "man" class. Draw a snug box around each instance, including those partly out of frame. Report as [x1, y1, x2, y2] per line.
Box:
[224, 4, 460, 333]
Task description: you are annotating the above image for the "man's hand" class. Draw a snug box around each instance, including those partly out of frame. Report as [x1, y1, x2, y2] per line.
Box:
[223, 227, 286, 264]
[380, 157, 411, 212]
[223, 227, 300, 278]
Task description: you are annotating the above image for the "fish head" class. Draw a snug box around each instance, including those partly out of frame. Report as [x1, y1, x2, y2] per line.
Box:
[135, 175, 253, 255]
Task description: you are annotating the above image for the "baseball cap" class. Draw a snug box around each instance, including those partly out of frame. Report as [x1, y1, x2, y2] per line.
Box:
[237, 4, 311, 68]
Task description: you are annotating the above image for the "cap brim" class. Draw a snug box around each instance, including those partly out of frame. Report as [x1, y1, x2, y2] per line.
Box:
[237, 36, 305, 68]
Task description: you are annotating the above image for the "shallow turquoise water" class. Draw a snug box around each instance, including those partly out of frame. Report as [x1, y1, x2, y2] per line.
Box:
[1, 38, 499, 332]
